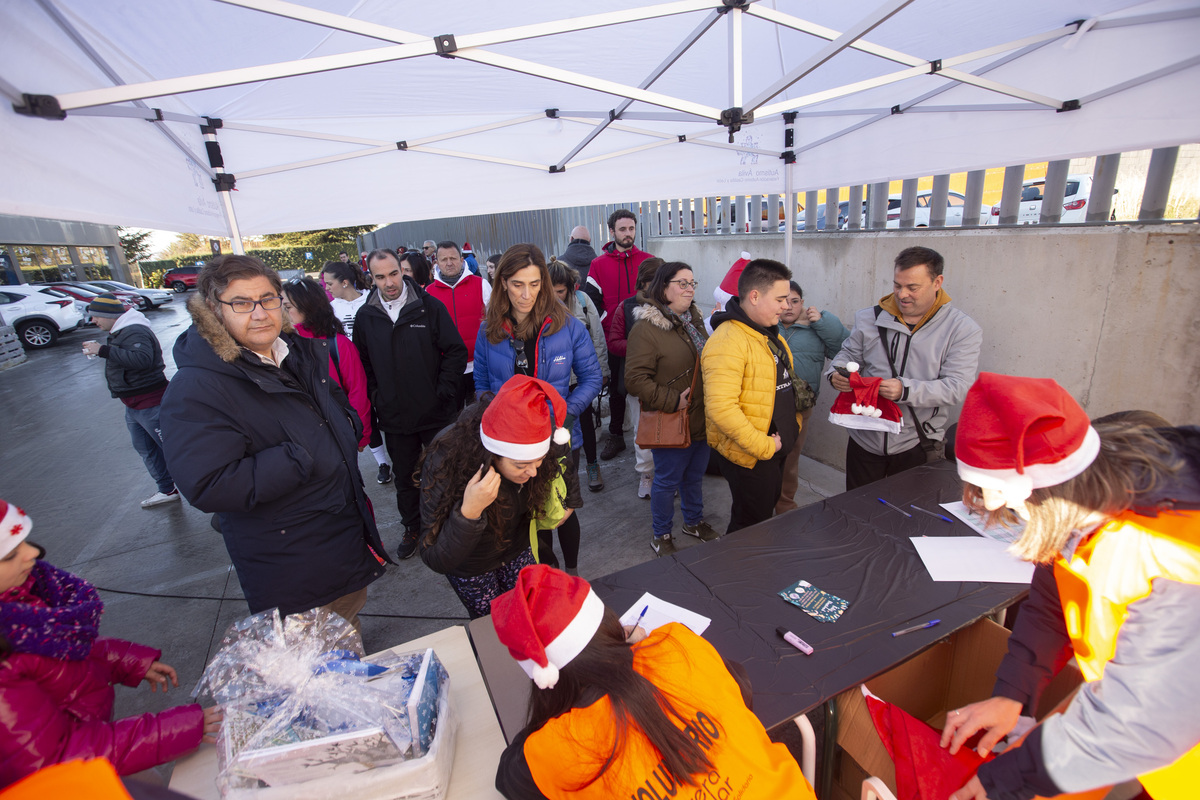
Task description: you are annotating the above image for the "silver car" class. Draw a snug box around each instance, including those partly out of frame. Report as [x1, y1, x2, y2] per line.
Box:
[85, 279, 174, 311]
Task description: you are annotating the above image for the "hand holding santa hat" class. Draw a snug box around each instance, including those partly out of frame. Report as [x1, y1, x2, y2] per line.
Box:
[828, 363, 903, 434]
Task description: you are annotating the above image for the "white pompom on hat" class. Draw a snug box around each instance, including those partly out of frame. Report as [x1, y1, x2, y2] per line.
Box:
[955, 373, 1101, 506]
[480, 375, 571, 460]
[0, 500, 32, 559]
[490, 564, 606, 690]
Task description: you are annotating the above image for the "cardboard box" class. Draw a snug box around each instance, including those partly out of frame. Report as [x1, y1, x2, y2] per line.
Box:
[833, 618, 1082, 798]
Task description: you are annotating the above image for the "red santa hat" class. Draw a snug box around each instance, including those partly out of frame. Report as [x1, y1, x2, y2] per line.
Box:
[0, 500, 32, 559]
[828, 363, 903, 434]
[462, 241, 474, 253]
[490, 564, 606, 690]
[480, 375, 571, 460]
[712, 251, 752, 309]
[955, 373, 1100, 506]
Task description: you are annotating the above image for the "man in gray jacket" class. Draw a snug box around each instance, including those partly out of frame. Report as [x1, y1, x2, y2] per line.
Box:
[81, 293, 180, 507]
[827, 247, 981, 490]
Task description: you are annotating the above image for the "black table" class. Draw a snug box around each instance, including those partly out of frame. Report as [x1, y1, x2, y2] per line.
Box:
[468, 461, 1028, 793]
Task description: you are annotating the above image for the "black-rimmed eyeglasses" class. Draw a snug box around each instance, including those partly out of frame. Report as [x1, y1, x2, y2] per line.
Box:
[218, 296, 283, 314]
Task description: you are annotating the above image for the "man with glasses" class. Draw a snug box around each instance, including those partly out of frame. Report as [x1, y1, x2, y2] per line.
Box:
[160, 255, 388, 633]
[425, 240, 490, 409]
[354, 249, 468, 559]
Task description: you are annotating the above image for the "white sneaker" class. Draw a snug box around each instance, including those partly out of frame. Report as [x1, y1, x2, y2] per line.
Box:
[141, 490, 181, 508]
[638, 474, 653, 499]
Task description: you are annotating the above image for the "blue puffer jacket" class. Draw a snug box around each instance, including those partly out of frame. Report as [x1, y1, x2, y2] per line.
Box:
[473, 314, 602, 448]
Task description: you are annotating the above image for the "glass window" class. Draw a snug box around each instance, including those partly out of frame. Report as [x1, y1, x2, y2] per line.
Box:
[947, 194, 964, 207]
[1065, 181, 1080, 197]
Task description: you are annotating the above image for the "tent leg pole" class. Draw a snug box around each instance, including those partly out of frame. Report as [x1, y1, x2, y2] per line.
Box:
[219, 192, 245, 255]
[783, 112, 796, 267]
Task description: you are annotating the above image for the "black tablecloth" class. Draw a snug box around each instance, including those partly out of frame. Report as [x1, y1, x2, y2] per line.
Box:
[590, 460, 1027, 731]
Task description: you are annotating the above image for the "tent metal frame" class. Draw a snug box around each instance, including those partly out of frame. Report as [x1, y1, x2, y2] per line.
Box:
[8, 0, 1196, 247]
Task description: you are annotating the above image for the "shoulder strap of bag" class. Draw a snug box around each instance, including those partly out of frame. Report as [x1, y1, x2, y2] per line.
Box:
[875, 307, 934, 452]
[327, 336, 345, 386]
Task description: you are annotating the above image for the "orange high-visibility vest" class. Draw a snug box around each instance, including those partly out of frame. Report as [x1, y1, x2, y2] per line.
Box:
[1053, 510, 1200, 799]
[521, 623, 814, 800]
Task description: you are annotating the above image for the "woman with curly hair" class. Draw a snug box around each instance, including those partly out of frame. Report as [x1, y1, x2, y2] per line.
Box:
[941, 374, 1200, 800]
[473, 244, 602, 575]
[281, 277, 372, 450]
[418, 375, 574, 618]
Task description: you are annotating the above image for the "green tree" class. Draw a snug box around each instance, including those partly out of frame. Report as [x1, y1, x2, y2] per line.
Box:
[261, 225, 376, 247]
[161, 233, 205, 259]
[117, 227, 154, 264]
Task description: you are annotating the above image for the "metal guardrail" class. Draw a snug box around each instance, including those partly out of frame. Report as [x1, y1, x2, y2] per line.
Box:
[361, 146, 1195, 257]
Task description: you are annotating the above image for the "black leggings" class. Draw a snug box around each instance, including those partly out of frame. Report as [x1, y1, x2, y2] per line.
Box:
[536, 513, 581, 570]
[579, 396, 598, 463]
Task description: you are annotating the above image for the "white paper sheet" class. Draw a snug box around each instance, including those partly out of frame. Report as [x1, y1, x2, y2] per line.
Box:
[619, 592, 711, 636]
[941, 501, 1026, 544]
[911, 537, 1035, 584]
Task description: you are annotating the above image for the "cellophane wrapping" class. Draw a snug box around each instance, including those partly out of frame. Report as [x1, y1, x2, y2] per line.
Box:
[194, 608, 456, 799]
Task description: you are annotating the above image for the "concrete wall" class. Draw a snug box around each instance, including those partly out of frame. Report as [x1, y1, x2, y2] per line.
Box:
[648, 225, 1200, 471]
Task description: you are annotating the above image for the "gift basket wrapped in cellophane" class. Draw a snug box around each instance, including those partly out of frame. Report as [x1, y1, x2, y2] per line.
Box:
[194, 608, 456, 800]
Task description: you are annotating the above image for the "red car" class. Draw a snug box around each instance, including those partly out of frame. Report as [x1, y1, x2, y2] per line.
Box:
[163, 265, 202, 293]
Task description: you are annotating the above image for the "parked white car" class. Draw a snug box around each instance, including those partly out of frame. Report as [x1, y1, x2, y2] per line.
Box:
[886, 190, 991, 228]
[0, 285, 85, 349]
[989, 174, 1113, 224]
[86, 279, 174, 311]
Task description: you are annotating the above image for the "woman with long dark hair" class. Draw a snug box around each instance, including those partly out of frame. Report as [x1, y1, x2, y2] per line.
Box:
[417, 376, 574, 618]
[398, 251, 432, 287]
[941, 374, 1200, 800]
[473, 244, 601, 576]
[320, 260, 370, 337]
[491, 564, 812, 798]
[0, 501, 221, 787]
[625, 261, 719, 557]
[281, 277, 371, 450]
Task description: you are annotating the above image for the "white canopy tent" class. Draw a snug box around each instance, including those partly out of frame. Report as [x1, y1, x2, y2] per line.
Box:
[2, 0, 1198, 250]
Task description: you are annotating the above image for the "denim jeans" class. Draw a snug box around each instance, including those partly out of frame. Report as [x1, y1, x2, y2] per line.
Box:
[650, 440, 709, 538]
[125, 404, 175, 494]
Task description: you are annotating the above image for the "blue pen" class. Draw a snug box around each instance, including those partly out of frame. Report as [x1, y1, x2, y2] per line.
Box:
[892, 619, 940, 637]
[910, 504, 953, 523]
[627, 605, 649, 640]
[878, 497, 912, 517]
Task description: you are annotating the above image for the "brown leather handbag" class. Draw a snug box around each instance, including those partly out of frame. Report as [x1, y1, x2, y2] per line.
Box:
[635, 357, 699, 449]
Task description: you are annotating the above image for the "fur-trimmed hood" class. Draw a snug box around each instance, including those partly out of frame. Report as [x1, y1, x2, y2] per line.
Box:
[631, 294, 704, 332]
[184, 293, 294, 364]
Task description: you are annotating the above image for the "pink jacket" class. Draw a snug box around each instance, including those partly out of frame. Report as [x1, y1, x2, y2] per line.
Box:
[294, 326, 372, 448]
[0, 637, 204, 786]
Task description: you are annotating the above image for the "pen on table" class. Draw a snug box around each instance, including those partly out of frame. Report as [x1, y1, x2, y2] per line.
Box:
[777, 626, 813, 655]
[891, 619, 940, 638]
[627, 605, 649, 640]
[878, 497, 912, 518]
[910, 504, 953, 523]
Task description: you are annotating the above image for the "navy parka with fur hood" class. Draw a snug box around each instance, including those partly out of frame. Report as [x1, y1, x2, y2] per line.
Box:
[160, 296, 388, 617]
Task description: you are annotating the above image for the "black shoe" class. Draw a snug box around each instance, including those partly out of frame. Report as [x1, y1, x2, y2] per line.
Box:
[600, 437, 626, 461]
[682, 520, 720, 542]
[396, 527, 420, 560]
[377, 463, 393, 484]
[651, 533, 677, 557]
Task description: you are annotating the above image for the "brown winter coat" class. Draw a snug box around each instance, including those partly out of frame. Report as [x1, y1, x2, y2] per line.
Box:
[624, 294, 707, 441]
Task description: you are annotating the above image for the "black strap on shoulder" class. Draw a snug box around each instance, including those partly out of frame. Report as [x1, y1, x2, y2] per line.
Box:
[875, 310, 935, 453]
[327, 336, 344, 386]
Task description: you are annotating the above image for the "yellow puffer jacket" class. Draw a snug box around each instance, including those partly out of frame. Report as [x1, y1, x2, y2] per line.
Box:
[702, 313, 800, 468]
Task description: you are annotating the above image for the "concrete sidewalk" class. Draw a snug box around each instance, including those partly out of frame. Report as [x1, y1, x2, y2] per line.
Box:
[0, 299, 844, 783]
